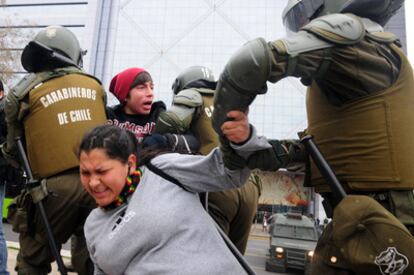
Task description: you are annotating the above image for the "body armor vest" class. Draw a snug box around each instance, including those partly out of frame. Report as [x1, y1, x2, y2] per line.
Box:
[24, 73, 106, 178]
[306, 44, 414, 192]
[191, 90, 219, 155]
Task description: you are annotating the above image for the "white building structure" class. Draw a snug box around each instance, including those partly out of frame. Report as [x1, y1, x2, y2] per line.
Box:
[0, 0, 408, 219]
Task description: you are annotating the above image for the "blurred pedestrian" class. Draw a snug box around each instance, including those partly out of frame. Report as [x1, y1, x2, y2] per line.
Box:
[0, 79, 9, 275]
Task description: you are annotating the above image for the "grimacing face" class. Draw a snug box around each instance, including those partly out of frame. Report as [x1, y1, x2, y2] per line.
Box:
[79, 148, 136, 207]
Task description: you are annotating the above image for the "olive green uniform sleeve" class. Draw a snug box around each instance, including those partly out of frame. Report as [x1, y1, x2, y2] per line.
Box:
[269, 35, 400, 105]
[2, 92, 23, 167]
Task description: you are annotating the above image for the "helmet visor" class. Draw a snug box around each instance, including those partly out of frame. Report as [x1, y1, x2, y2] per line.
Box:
[283, 0, 324, 34]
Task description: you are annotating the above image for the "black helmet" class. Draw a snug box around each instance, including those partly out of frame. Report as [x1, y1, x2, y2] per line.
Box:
[21, 26, 84, 72]
[172, 66, 215, 94]
[282, 0, 404, 33]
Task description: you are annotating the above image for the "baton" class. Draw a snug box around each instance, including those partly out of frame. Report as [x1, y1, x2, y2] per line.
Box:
[300, 135, 347, 204]
[15, 137, 68, 275]
[213, 219, 256, 275]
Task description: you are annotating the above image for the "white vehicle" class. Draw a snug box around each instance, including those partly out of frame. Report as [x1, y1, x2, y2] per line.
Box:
[265, 212, 318, 274]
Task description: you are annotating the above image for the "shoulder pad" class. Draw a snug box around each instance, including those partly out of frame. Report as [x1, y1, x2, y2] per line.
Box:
[366, 31, 398, 44]
[194, 87, 215, 95]
[11, 73, 42, 100]
[173, 89, 203, 108]
[279, 31, 333, 56]
[11, 67, 90, 101]
[302, 13, 365, 45]
[359, 17, 398, 44]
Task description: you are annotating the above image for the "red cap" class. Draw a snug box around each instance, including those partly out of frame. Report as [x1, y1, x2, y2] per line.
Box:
[109, 67, 146, 103]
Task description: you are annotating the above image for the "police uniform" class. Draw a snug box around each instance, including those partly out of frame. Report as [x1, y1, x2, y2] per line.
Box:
[3, 67, 107, 275]
[211, 0, 414, 273]
[156, 83, 260, 254]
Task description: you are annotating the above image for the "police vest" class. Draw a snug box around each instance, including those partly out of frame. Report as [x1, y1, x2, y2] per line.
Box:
[306, 44, 414, 192]
[24, 73, 107, 178]
[191, 89, 219, 155]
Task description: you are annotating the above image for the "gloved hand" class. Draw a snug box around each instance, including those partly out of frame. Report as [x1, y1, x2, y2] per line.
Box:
[142, 134, 169, 149]
[281, 139, 306, 172]
[246, 139, 306, 171]
[142, 133, 199, 154]
[246, 150, 280, 171]
[165, 133, 198, 154]
[219, 136, 247, 170]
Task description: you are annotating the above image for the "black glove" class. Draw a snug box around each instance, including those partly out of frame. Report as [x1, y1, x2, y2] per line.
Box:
[142, 133, 199, 155]
[281, 139, 306, 172]
[142, 134, 169, 149]
[247, 139, 306, 171]
[219, 136, 247, 170]
[246, 140, 289, 171]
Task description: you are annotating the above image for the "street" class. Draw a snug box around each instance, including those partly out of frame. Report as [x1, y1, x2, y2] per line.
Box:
[4, 223, 302, 275]
[245, 226, 303, 275]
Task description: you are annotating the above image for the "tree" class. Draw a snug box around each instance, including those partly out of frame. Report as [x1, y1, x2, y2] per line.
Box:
[0, 0, 33, 90]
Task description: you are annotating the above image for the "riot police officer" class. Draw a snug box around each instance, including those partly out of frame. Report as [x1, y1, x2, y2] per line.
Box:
[2, 26, 107, 275]
[155, 66, 260, 254]
[212, 0, 414, 273]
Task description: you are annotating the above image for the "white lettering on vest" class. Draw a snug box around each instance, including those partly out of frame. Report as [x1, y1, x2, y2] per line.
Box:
[57, 112, 69, 125]
[69, 109, 92, 123]
[39, 87, 98, 108]
[204, 105, 214, 117]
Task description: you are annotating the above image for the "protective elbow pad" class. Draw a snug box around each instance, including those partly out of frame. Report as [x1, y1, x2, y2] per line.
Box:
[212, 38, 272, 134]
[226, 37, 272, 94]
[155, 111, 189, 134]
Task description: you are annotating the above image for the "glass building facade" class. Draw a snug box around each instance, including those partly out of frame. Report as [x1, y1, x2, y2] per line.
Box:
[0, 0, 407, 139]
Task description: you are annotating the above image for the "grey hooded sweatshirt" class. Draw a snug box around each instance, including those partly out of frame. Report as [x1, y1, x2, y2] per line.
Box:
[85, 128, 271, 275]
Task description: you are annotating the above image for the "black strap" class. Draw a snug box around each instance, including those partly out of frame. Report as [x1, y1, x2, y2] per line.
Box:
[145, 161, 190, 192]
[146, 162, 255, 274]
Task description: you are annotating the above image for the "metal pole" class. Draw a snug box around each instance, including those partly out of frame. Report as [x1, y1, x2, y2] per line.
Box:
[213, 219, 256, 275]
[300, 135, 347, 203]
[15, 137, 68, 275]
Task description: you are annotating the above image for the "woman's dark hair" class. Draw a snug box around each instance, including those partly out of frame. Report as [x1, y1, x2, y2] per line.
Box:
[130, 71, 152, 90]
[79, 125, 172, 166]
[79, 125, 138, 164]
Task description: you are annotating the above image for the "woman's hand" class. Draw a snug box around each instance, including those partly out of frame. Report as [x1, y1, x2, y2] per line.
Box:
[221, 110, 250, 144]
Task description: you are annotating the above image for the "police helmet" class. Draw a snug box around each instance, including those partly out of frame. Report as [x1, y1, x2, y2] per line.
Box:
[21, 26, 84, 72]
[282, 0, 404, 33]
[172, 66, 215, 94]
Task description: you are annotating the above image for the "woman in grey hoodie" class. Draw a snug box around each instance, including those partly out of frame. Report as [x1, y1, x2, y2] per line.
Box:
[78, 111, 269, 275]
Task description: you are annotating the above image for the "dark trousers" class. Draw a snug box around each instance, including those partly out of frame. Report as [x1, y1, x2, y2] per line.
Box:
[16, 170, 96, 275]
